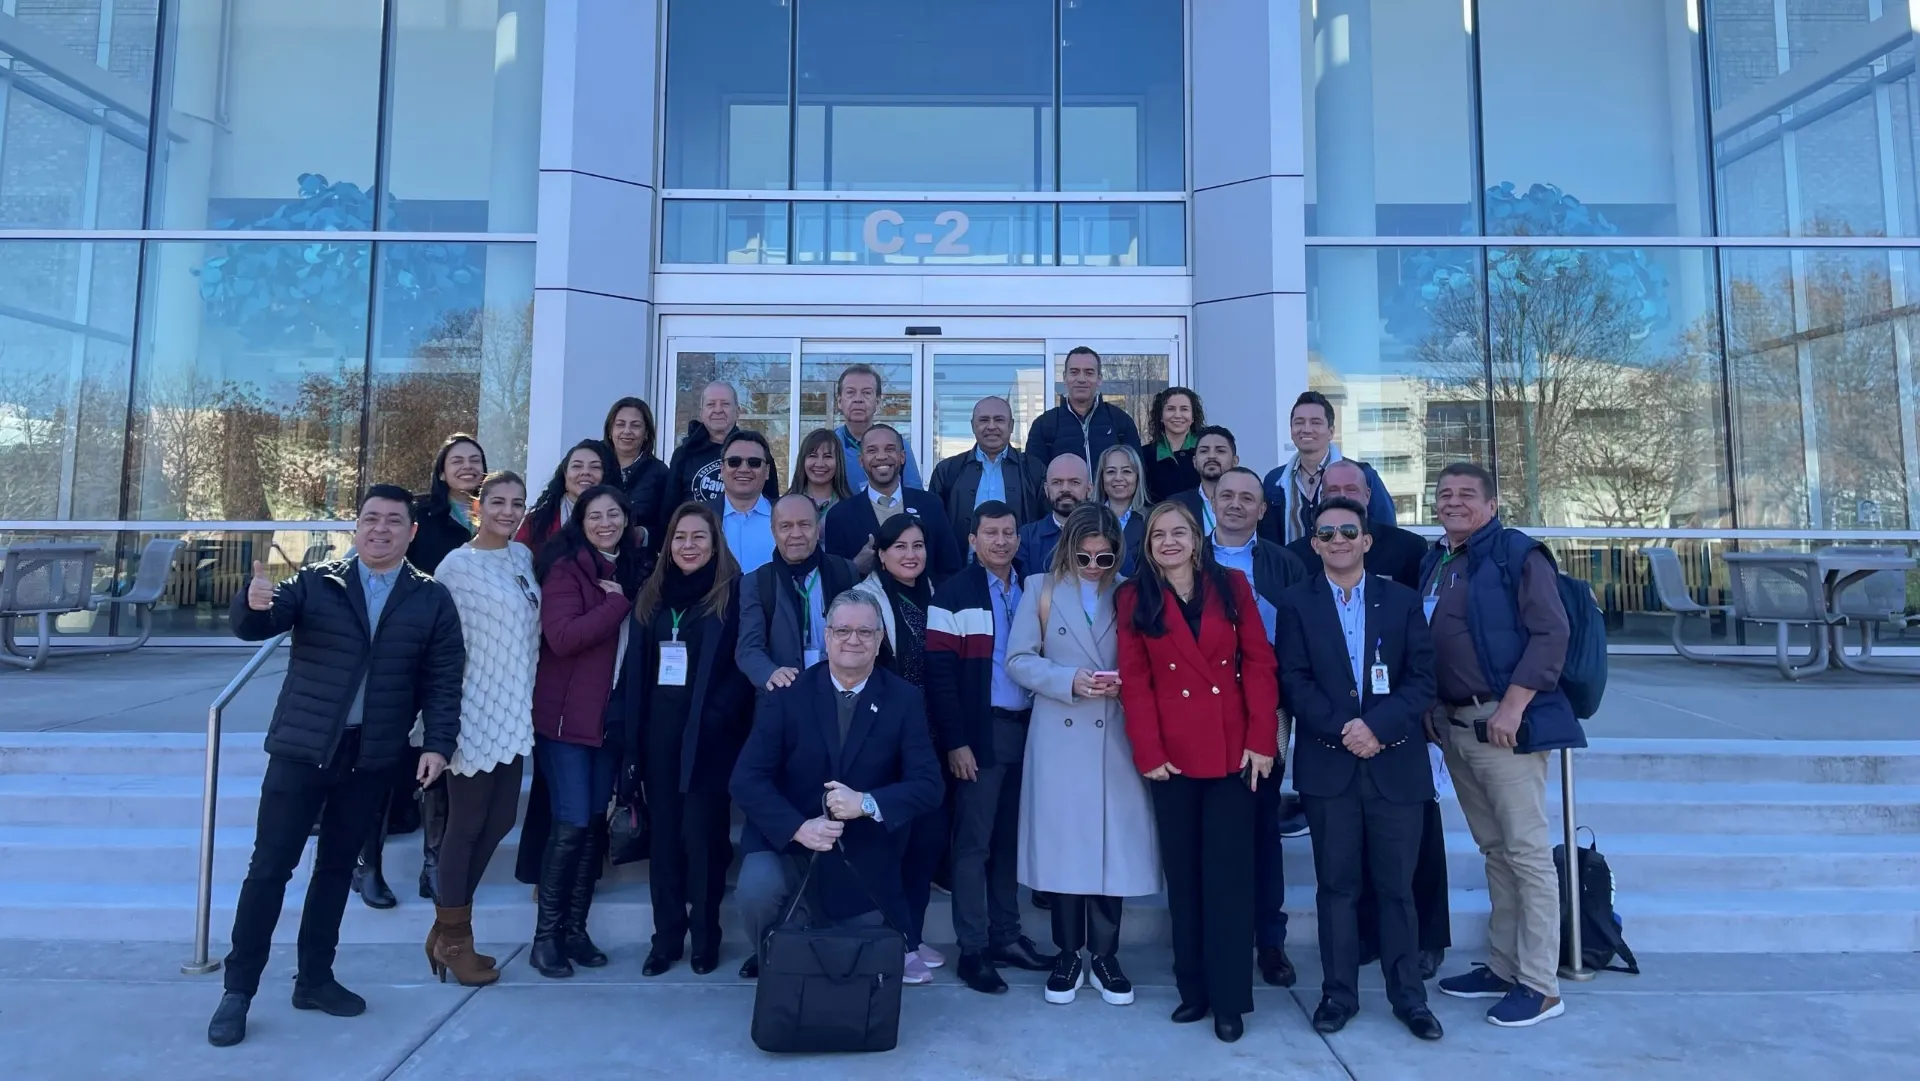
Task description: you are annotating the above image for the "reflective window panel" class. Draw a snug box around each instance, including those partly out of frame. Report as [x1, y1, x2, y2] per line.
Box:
[0, 2, 157, 230]
[1058, 203, 1185, 266]
[662, 0, 791, 190]
[128, 240, 373, 521]
[1304, 0, 1476, 236]
[672, 349, 794, 478]
[794, 0, 1055, 192]
[791, 202, 1054, 266]
[366, 243, 535, 492]
[1479, 0, 1712, 237]
[150, 1, 386, 229]
[1060, 0, 1185, 192]
[661, 201, 790, 265]
[1708, 0, 1920, 237]
[0, 241, 140, 520]
[928, 351, 1046, 461]
[383, 0, 544, 231]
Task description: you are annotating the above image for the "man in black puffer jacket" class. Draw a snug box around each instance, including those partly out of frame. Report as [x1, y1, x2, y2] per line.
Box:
[207, 484, 466, 1049]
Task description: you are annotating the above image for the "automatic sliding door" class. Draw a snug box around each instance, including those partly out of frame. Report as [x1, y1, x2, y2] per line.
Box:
[665, 338, 797, 482]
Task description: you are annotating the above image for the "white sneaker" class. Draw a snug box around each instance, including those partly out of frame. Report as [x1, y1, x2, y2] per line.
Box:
[903, 951, 935, 985]
[916, 944, 947, 969]
[1044, 951, 1085, 1004]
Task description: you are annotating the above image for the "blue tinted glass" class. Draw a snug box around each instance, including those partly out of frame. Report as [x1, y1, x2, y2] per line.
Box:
[664, 0, 791, 189]
[1061, 0, 1184, 191]
[792, 202, 1054, 265]
[662, 201, 790, 264]
[795, 0, 1054, 191]
[1058, 203, 1184, 266]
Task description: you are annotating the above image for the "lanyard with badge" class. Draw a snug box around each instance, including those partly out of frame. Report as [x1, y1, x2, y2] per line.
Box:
[659, 608, 690, 686]
[795, 569, 823, 668]
[1424, 546, 1460, 624]
[1369, 638, 1391, 696]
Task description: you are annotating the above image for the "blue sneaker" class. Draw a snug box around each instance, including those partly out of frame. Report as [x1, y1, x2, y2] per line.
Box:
[1486, 984, 1565, 1028]
[1437, 964, 1514, 1000]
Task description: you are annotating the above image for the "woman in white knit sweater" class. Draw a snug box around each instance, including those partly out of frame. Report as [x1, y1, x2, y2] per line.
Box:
[425, 470, 541, 986]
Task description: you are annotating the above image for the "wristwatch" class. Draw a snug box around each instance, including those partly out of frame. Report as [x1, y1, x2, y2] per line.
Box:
[860, 792, 881, 821]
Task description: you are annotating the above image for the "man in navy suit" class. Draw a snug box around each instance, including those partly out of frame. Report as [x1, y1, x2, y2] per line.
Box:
[730, 588, 946, 981]
[821, 424, 961, 580]
[1276, 497, 1443, 1043]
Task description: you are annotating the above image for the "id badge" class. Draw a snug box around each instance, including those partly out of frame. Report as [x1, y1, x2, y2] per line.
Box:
[1369, 663, 1391, 696]
[1422, 593, 1438, 624]
[659, 641, 690, 686]
[802, 647, 823, 668]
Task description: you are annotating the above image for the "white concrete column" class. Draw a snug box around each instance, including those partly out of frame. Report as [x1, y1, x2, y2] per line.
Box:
[1190, 0, 1307, 468]
[527, 0, 657, 480]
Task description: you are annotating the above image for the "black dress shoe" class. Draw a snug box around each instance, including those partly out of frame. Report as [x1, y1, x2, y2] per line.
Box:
[739, 955, 759, 979]
[291, 979, 366, 1017]
[690, 950, 719, 976]
[207, 992, 249, 1047]
[1030, 890, 1053, 911]
[1214, 1013, 1244, 1043]
[1311, 999, 1354, 1034]
[957, 952, 1009, 994]
[641, 949, 679, 977]
[1397, 1005, 1445, 1041]
[1420, 948, 1445, 982]
[987, 936, 1055, 972]
[351, 863, 397, 910]
[1170, 1001, 1210, 1024]
[1257, 946, 1297, 987]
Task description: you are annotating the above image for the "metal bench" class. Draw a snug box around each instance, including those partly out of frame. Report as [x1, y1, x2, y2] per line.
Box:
[1721, 552, 1836, 680]
[88, 538, 187, 654]
[1643, 546, 1756, 666]
[1823, 545, 1918, 675]
[0, 539, 185, 670]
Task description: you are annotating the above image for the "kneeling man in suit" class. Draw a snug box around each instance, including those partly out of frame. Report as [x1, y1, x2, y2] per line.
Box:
[1276, 496, 1443, 1042]
[730, 588, 946, 980]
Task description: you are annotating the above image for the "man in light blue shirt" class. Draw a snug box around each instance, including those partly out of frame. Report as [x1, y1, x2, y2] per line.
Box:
[836, 363, 923, 490]
[714, 431, 779, 573]
[1331, 570, 1368, 693]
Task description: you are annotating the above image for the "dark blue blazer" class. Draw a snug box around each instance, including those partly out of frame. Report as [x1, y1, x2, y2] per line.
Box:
[1276, 574, 1437, 804]
[822, 487, 962, 582]
[728, 664, 944, 921]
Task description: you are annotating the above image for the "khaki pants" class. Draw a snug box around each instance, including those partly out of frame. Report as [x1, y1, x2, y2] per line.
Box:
[1443, 701, 1560, 998]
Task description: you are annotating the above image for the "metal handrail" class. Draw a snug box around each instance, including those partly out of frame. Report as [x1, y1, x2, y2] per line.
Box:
[1558, 749, 1595, 983]
[182, 632, 290, 975]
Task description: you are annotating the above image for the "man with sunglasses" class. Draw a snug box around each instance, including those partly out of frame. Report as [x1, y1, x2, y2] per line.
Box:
[1276, 497, 1441, 1043]
[709, 430, 778, 573]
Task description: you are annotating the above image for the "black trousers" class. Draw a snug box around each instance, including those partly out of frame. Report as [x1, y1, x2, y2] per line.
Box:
[949, 711, 1027, 953]
[645, 711, 734, 958]
[224, 730, 390, 996]
[1151, 774, 1256, 1016]
[1357, 798, 1452, 957]
[1303, 769, 1427, 1014]
[514, 760, 550, 885]
[437, 756, 525, 908]
[1253, 769, 1290, 950]
[1050, 894, 1122, 956]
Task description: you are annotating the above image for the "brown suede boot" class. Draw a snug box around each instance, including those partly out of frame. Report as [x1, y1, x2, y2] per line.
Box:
[431, 904, 500, 987]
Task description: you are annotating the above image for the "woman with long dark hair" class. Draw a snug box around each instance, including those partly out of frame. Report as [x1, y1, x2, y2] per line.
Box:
[1005, 501, 1159, 1008]
[1116, 501, 1279, 1043]
[1142, 386, 1204, 503]
[626, 503, 753, 977]
[424, 470, 538, 986]
[605, 397, 671, 556]
[788, 427, 854, 519]
[518, 439, 620, 552]
[527, 483, 644, 979]
[849, 512, 944, 984]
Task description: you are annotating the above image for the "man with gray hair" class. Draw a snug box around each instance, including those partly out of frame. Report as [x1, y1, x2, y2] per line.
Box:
[669, 379, 780, 505]
[729, 588, 946, 981]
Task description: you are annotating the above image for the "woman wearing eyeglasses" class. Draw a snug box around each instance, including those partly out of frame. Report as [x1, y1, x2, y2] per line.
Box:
[848, 512, 947, 984]
[1116, 501, 1279, 1043]
[1005, 501, 1160, 1008]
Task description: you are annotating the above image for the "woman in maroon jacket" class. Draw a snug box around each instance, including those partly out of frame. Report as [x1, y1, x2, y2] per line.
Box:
[528, 483, 644, 979]
[1116, 501, 1279, 1044]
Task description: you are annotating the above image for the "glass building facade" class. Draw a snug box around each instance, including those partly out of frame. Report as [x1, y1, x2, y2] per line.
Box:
[4, 0, 1919, 645]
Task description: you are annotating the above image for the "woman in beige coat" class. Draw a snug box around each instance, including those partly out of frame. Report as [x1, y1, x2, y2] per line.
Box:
[1007, 501, 1161, 1008]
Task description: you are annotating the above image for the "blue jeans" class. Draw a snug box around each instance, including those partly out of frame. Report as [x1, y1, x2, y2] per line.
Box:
[537, 736, 618, 828]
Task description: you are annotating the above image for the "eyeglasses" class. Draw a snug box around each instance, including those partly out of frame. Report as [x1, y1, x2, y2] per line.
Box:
[1314, 524, 1363, 541]
[725, 455, 767, 470]
[827, 626, 881, 642]
[1073, 551, 1118, 569]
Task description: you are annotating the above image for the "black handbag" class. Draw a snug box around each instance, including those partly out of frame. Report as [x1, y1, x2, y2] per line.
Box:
[750, 848, 905, 1054]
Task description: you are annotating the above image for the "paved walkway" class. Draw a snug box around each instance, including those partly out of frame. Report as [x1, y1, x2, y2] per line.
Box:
[3, 648, 1914, 739]
[4, 942, 1912, 1081]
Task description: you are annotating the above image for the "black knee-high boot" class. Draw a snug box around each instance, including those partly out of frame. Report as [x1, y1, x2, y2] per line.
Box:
[530, 823, 584, 978]
[564, 823, 610, 967]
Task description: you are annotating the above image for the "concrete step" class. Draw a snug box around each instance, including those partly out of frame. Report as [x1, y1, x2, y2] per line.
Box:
[10, 824, 1919, 894]
[4, 879, 1914, 953]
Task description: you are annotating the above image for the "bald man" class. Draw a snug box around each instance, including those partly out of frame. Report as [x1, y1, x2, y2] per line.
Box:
[737, 494, 862, 695]
[1015, 453, 1091, 572]
[929, 395, 1045, 540]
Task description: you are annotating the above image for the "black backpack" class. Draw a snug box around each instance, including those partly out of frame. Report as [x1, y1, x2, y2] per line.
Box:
[1491, 532, 1609, 718]
[1553, 828, 1639, 974]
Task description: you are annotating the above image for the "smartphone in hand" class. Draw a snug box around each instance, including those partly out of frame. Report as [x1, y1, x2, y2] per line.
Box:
[1240, 762, 1257, 790]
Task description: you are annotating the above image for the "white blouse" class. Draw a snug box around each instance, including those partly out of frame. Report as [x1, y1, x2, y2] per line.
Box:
[434, 542, 541, 776]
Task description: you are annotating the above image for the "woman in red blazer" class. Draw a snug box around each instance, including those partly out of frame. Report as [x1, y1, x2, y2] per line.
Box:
[1117, 500, 1279, 1044]
[528, 483, 644, 979]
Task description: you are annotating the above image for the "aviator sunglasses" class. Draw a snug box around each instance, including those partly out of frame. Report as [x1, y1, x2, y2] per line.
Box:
[1314, 523, 1363, 542]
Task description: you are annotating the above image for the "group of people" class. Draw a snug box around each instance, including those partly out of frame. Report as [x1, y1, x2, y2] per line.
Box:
[205, 348, 1585, 1052]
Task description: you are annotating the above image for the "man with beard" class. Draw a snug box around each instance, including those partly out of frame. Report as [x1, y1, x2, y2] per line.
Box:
[1170, 426, 1240, 540]
[1015, 453, 1091, 573]
[822, 424, 961, 581]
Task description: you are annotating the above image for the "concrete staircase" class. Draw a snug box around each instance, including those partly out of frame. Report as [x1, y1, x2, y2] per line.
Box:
[1, 733, 1917, 953]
